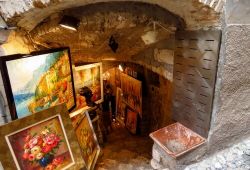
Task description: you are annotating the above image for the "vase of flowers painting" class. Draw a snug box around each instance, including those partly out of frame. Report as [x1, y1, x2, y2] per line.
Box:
[6, 115, 75, 170]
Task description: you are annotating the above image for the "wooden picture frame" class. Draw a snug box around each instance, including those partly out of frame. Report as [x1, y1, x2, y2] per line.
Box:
[72, 63, 103, 114]
[116, 87, 125, 124]
[70, 109, 100, 170]
[0, 48, 76, 120]
[0, 104, 85, 170]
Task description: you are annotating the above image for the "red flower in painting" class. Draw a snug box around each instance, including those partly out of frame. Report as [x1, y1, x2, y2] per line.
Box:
[52, 156, 64, 166]
[24, 143, 29, 149]
[45, 134, 60, 146]
[45, 133, 60, 145]
[36, 136, 43, 146]
[25, 135, 32, 143]
[22, 153, 29, 160]
[42, 144, 53, 154]
[28, 154, 35, 161]
[23, 129, 64, 168]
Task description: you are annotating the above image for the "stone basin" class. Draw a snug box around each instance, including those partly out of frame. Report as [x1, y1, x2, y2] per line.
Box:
[149, 122, 206, 159]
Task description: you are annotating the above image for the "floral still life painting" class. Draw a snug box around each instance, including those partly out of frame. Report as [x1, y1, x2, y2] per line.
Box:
[5, 115, 75, 170]
[2, 48, 75, 119]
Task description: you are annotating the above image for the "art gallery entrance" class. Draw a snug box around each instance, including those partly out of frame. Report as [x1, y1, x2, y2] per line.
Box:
[2, 0, 244, 170]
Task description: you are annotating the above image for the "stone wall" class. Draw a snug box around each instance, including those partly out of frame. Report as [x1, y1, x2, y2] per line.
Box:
[131, 36, 175, 82]
[208, 0, 250, 153]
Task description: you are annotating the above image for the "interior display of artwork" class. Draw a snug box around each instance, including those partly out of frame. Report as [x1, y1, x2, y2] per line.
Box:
[0, 104, 85, 170]
[73, 63, 103, 111]
[116, 87, 125, 123]
[71, 110, 100, 170]
[0, 48, 76, 120]
[125, 108, 138, 134]
[120, 73, 142, 117]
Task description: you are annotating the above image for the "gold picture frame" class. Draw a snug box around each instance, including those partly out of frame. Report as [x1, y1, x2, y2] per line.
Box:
[0, 104, 84, 170]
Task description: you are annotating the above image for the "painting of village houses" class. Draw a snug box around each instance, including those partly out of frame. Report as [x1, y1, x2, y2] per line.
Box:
[4, 49, 75, 119]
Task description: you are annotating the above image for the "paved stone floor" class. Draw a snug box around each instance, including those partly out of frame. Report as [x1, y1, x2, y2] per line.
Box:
[185, 137, 250, 170]
[95, 122, 154, 170]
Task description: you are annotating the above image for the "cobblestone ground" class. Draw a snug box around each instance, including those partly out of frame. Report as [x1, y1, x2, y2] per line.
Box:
[185, 137, 250, 170]
[95, 122, 154, 170]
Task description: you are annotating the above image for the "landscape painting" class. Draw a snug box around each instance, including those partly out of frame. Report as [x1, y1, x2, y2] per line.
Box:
[5, 115, 75, 170]
[3, 48, 75, 119]
[73, 63, 103, 111]
[73, 111, 100, 170]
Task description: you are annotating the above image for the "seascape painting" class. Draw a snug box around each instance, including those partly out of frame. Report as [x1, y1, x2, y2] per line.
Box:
[5, 115, 74, 170]
[73, 111, 100, 170]
[73, 63, 103, 111]
[4, 49, 75, 118]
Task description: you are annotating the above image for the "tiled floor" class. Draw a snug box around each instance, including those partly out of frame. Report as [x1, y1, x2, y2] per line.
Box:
[95, 122, 153, 170]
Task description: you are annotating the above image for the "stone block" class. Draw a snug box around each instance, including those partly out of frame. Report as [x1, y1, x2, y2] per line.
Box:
[226, 0, 250, 24]
[154, 49, 174, 65]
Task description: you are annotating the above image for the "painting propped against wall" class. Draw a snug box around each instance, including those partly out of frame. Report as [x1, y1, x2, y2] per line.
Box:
[121, 73, 142, 117]
[0, 104, 85, 170]
[0, 48, 76, 120]
[116, 87, 126, 123]
[73, 63, 103, 112]
[125, 108, 138, 134]
[71, 110, 100, 170]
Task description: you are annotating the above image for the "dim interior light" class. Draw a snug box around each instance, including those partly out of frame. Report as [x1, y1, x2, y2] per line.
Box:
[118, 64, 124, 72]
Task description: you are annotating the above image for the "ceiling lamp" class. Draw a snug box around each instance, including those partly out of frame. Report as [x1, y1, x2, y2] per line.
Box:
[59, 15, 80, 31]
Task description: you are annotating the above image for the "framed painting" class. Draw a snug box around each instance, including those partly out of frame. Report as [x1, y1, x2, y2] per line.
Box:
[0, 48, 76, 120]
[116, 88, 124, 121]
[125, 108, 138, 134]
[121, 73, 142, 117]
[115, 68, 121, 87]
[73, 63, 103, 112]
[0, 104, 85, 170]
[70, 110, 100, 170]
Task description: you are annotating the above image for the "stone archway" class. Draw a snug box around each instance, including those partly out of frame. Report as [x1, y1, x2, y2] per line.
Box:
[0, 0, 222, 31]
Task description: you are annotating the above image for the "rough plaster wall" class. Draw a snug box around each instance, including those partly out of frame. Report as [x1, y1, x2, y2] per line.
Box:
[208, 0, 250, 153]
[208, 25, 250, 152]
[131, 37, 175, 82]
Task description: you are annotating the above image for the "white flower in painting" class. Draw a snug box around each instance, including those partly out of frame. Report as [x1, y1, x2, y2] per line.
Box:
[41, 129, 50, 135]
[36, 152, 44, 160]
[31, 146, 41, 156]
[24, 149, 30, 153]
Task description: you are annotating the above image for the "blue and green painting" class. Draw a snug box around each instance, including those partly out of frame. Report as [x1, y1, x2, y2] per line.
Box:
[6, 50, 75, 118]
